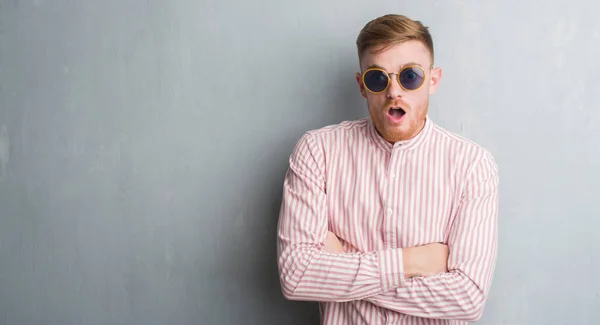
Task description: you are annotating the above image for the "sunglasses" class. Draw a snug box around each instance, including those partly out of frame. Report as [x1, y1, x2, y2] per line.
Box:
[361, 65, 427, 94]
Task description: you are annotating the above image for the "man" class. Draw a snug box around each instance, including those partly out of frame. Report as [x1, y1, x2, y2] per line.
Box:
[276, 14, 499, 325]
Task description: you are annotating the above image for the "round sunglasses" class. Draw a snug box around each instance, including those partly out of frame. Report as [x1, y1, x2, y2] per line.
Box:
[361, 65, 427, 93]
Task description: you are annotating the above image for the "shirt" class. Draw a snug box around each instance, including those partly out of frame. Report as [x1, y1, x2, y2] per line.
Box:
[276, 116, 499, 325]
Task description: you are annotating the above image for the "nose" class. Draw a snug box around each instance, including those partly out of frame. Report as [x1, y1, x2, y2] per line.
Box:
[386, 73, 403, 99]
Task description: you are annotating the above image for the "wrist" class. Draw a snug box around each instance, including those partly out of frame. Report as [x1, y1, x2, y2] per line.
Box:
[402, 247, 419, 278]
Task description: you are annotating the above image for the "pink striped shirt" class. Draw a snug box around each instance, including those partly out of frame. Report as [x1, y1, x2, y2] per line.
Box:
[276, 116, 499, 324]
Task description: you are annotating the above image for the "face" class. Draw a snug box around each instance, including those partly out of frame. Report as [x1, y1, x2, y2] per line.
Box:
[355, 40, 442, 143]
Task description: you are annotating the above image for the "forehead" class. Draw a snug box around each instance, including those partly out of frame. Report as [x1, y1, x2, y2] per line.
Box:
[360, 40, 431, 71]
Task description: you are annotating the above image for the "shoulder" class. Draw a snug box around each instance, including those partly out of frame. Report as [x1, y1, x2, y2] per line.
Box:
[430, 122, 498, 174]
[305, 118, 369, 138]
[295, 118, 370, 148]
[289, 118, 369, 161]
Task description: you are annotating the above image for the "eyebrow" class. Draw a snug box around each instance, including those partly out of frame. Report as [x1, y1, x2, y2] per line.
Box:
[366, 62, 424, 71]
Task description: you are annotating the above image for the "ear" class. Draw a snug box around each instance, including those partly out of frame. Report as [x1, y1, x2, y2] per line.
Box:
[356, 72, 367, 98]
[428, 67, 442, 95]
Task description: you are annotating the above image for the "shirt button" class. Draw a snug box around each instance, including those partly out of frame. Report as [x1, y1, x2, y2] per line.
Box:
[387, 208, 393, 215]
[390, 173, 396, 179]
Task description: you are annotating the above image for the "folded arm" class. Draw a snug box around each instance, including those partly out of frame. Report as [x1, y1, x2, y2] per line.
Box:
[276, 133, 407, 302]
[363, 152, 500, 322]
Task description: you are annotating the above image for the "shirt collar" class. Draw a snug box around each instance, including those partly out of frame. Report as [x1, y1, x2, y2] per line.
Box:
[366, 116, 434, 152]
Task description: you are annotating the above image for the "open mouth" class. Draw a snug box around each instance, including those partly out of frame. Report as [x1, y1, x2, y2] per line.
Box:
[387, 107, 406, 122]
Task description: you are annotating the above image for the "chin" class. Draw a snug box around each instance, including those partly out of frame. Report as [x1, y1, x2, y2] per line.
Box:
[383, 121, 419, 141]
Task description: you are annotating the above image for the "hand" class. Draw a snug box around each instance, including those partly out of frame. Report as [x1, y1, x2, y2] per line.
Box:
[403, 243, 449, 278]
[323, 231, 346, 253]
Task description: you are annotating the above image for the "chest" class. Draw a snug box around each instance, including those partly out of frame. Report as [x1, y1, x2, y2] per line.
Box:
[325, 148, 461, 252]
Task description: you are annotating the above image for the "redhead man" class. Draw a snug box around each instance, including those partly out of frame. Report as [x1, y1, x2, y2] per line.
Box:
[277, 14, 499, 325]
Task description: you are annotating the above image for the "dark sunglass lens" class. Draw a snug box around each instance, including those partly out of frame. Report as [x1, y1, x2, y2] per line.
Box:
[399, 67, 425, 90]
[364, 70, 389, 92]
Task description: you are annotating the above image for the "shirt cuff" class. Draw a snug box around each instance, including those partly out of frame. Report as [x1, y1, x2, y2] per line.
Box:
[378, 248, 406, 291]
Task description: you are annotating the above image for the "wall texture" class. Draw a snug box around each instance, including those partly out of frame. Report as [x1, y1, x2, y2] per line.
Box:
[1, 0, 599, 324]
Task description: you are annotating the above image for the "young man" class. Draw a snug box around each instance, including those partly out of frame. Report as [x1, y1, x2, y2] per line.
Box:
[276, 14, 499, 325]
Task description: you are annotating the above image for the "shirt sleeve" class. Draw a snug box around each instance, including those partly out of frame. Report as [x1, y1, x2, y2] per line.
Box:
[364, 151, 500, 322]
[277, 132, 407, 302]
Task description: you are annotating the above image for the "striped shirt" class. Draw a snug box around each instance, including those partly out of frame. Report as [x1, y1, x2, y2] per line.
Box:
[276, 116, 499, 325]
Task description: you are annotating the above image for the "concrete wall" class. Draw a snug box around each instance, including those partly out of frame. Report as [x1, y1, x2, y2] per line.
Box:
[0, 0, 598, 324]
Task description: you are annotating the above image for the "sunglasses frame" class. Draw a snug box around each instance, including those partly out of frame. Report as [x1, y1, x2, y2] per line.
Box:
[361, 65, 427, 94]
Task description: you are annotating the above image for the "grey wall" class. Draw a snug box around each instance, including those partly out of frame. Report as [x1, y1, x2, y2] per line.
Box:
[1, 0, 599, 324]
